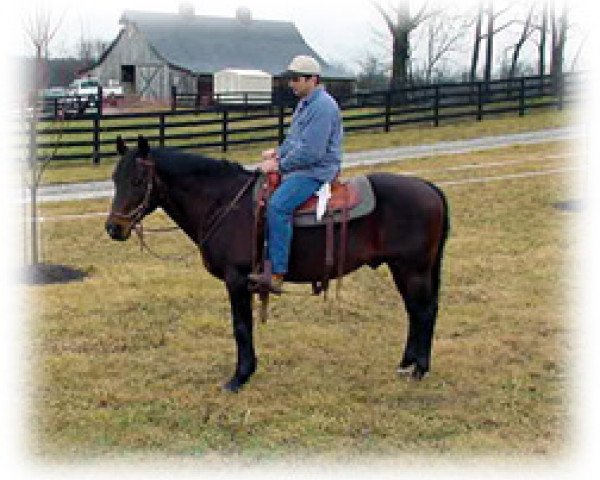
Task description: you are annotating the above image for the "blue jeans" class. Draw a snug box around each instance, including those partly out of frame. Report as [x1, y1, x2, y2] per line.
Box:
[267, 176, 321, 274]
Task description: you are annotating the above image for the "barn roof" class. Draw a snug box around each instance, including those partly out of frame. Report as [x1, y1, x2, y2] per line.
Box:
[116, 10, 353, 80]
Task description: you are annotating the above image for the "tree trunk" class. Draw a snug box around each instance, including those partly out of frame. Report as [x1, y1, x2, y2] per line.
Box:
[550, 3, 567, 95]
[484, 0, 494, 87]
[29, 45, 42, 265]
[539, 1, 547, 77]
[470, 1, 483, 82]
[550, 2, 557, 77]
[509, 7, 534, 79]
[28, 95, 39, 265]
[390, 1, 411, 90]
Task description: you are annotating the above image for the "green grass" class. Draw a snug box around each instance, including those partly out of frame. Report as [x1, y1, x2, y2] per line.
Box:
[28, 139, 577, 460]
[34, 107, 574, 185]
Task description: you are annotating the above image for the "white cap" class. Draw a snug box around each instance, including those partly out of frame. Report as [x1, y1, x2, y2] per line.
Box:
[284, 55, 321, 76]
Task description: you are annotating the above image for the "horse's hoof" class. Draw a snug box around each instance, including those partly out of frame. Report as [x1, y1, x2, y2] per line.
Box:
[222, 379, 242, 393]
[411, 367, 428, 381]
[396, 363, 415, 376]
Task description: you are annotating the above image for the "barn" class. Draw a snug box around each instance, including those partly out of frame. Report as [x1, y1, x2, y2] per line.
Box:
[83, 6, 355, 103]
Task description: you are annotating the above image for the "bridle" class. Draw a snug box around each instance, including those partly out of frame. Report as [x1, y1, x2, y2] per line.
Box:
[108, 157, 158, 232]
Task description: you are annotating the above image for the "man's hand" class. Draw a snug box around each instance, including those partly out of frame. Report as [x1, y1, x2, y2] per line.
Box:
[261, 148, 277, 161]
[259, 148, 279, 172]
[259, 157, 279, 173]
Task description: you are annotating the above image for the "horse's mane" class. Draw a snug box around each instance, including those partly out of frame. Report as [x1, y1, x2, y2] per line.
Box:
[152, 148, 249, 178]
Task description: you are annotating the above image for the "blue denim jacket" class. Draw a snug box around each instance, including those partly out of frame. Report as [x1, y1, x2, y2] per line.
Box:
[276, 86, 343, 183]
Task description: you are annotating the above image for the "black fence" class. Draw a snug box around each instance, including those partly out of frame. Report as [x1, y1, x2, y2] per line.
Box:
[33, 74, 580, 163]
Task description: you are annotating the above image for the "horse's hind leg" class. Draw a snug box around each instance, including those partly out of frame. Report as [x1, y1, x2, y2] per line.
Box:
[388, 263, 440, 380]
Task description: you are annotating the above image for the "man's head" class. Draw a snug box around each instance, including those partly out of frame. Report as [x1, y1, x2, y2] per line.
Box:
[283, 55, 321, 98]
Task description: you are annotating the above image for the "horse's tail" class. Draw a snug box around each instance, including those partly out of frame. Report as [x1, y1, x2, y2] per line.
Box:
[425, 181, 450, 298]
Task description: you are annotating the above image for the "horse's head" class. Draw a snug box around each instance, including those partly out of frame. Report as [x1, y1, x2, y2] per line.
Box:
[105, 135, 158, 241]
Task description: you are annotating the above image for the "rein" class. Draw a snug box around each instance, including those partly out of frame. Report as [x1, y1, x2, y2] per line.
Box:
[112, 156, 258, 262]
[198, 171, 259, 247]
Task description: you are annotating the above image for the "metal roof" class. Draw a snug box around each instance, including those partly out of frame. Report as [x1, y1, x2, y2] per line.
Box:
[118, 10, 354, 80]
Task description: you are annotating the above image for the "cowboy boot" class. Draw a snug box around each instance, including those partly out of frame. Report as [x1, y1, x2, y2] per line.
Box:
[247, 272, 284, 295]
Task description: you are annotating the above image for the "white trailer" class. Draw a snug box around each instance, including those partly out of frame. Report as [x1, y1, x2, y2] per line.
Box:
[213, 69, 272, 104]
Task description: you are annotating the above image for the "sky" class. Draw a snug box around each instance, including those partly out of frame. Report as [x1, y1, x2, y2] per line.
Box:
[13, 0, 390, 70]
[10, 0, 591, 77]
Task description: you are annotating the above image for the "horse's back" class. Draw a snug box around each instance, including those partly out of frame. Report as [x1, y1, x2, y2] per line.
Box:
[368, 172, 444, 207]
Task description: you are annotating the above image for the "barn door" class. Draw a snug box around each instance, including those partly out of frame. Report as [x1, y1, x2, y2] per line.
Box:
[137, 65, 162, 101]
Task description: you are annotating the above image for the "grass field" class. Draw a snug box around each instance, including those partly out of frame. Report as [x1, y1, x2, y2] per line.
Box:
[27, 136, 578, 463]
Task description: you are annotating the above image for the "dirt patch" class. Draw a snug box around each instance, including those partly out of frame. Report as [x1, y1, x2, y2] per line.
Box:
[22, 263, 89, 286]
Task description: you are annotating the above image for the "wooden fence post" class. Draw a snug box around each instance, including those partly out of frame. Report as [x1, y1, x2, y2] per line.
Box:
[222, 109, 228, 152]
[92, 115, 100, 165]
[278, 104, 285, 144]
[519, 77, 526, 117]
[557, 75, 564, 111]
[159, 113, 166, 148]
[97, 85, 103, 117]
[92, 85, 102, 165]
[384, 91, 391, 132]
[171, 85, 177, 112]
[433, 85, 440, 127]
[477, 82, 483, 121]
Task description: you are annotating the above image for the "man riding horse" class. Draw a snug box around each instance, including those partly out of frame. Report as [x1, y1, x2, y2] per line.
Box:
[247, 55, 343, 294]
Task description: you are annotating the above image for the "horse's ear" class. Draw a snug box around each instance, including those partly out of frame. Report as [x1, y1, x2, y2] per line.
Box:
[116, 135, 127, 155]
[138, 135, 150, 159]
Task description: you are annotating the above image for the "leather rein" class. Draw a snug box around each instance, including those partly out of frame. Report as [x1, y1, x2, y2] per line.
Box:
[110, 157, 258, 261]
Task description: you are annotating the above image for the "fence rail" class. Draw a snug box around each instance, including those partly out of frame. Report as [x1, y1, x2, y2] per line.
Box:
[32, 74, 581, 163]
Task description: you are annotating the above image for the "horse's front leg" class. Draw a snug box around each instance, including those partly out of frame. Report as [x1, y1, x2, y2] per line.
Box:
[223, 267, 256, 393]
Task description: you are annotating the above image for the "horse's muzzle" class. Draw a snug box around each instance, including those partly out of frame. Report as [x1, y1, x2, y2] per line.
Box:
[105, 219, 130, 241]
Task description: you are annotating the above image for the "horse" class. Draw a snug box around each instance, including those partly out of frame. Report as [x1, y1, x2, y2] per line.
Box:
[105, 136, 450, 392]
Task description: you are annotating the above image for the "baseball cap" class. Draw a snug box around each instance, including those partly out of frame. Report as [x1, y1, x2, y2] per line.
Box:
[282, 55, 321, 77]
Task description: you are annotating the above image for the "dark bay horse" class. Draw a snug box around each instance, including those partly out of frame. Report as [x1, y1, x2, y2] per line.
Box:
[106, 136, 450, 392]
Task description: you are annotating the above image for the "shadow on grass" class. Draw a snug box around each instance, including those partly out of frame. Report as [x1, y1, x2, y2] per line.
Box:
[21, 263, 89, 286]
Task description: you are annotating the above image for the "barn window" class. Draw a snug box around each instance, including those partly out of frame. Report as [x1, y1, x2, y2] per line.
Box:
[121, 65, 135, 84]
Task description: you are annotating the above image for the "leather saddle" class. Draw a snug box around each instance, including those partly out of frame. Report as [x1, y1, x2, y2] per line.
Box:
[251, 172, 376, 300]
[253, 172, 374, 227]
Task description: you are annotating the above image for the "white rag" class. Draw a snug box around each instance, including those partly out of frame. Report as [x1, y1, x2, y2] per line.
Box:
[315, 182, 331, 221]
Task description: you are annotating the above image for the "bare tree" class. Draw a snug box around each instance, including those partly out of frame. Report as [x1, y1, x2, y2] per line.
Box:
[550, 1, 568, 82]
[23, 4, 65, 90]
[483, 1, 514, 86]
[507, 3, 536, 79]
[419, 9, 470, 83]
[539, 1, 548, 78]
[76, 39, 109, 65]
[470, 1, 484, 82]
[373, 1, 438, 89]
[22, 4, 65, 266]
[356, 52, 389, 91]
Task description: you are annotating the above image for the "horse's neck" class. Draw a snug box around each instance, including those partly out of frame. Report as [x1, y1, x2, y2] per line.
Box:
[157, 173, 247, 245]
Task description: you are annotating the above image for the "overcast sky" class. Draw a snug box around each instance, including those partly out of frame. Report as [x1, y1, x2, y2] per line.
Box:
[10, 0, 590, 76]
[14, 0, 390, 68]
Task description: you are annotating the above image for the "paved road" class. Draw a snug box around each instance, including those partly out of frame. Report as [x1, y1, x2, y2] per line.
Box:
[36, 126, 582, 203]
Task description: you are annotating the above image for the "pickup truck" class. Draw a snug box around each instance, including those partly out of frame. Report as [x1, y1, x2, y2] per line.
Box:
[55, 78, 125, 117]
[67, 78, 124, 98]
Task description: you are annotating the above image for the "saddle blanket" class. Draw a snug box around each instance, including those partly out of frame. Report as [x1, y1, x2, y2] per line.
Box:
[253, 174, 376, 228]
